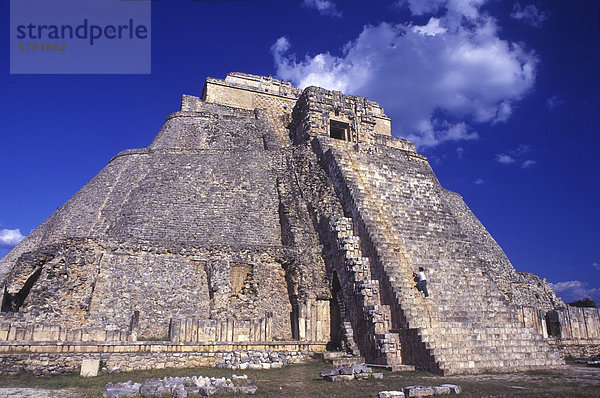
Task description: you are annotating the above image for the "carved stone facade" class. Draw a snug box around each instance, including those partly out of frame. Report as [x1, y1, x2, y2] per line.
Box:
[0, 72, 596, 375]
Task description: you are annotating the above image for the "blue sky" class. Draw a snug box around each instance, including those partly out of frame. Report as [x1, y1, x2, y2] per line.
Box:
[1, 0, 599, 304]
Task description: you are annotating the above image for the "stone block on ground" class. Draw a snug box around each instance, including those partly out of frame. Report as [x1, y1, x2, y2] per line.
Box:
[351, 363, 372, 373]
[379, 391, 406, 398]
[440, 384, 461, 394]
[320, 363, 376, 381]
[404, 385, 435, 397]
[103, 381, 141, 398]
[80, 359, 100, 377]
[432, 386, 451, 395]
[319, 368, 340, 377]
[325, 374, 355, 382]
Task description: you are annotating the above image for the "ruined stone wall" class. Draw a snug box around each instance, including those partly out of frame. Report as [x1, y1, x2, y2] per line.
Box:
[514, 305, 600, 358]
[547, 306, 600, 340]
[0, 341, 324, 375]
[201, 73, 299, 146]
[0, 239, 293, 338]
[0, 320, 132, 342]
[169, 316, 272, 343]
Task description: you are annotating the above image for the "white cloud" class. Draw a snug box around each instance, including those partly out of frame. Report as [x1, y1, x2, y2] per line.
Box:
[456, 146, 464, 159]
[272, 6, 538, 148]
[474, 178, 484, 185]
[496, 154, 515, 164]
[406, 120, 478, 148]
[593, 262, 600, 271]
[511, 3, 548, 27]
[271, 37, 291, 60]
[399, 0, 487, 24]
[0, 229, 25, 248]
[546, 95, 563, 110]
[412, 18, 447, 36]
[521, 159, 536, 169]
[496, 145, 535, 167]
[302, 0, 341, 17]
[550, 280, 600, 303]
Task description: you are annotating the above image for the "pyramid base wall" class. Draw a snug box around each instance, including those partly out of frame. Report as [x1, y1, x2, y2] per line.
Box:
[0, 341, 325, 375]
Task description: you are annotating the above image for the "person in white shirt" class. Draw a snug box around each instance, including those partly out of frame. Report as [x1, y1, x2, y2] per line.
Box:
[414, 267, 430, 298]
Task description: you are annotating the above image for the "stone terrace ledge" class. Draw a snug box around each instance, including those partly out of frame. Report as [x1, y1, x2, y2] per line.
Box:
[0, 340, 327, 354]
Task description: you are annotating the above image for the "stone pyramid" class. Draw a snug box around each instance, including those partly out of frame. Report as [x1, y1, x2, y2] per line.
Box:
[0, 72, 565, 374]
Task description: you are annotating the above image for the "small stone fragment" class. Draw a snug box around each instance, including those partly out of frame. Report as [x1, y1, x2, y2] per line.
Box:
[325, 374, 355, 382]
[404, 385, 435, 397]
[379, 391, 406, 398]
[319, 368, 340, 377]
[432, 386, 451, 395]
[440, 384, 461, 394]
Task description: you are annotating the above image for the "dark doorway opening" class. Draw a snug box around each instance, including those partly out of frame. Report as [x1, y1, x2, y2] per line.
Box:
[328, 271, 344, 351]
[330, 120, 349, 141]
[291, 302, 300, 340]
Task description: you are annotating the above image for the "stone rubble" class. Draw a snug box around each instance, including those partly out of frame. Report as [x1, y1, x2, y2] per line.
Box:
[214, 350, 295, 369]
[575, 355, 600, 367]
[103, 374, 257, 397]
[319, 363, 383, 382]
[379, 384, 461, 398]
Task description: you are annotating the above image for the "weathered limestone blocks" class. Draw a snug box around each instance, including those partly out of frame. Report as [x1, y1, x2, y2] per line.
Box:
[510, 305, 600, 357]
[214, 350, 308, 369]
[547, 306, 600, 339]
[104, 375, 257, 397]
[0, 341, 326, 375]
[168, 316, 272, 343]
[378, 384, 461, 398]
[0, 321, 132, 342]
[319, 363, 383, 382]
[294, 297, 331, 342]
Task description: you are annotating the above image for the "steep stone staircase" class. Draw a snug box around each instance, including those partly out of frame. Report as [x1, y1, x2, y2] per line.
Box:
[316, 137, 564, 375]
[326, 216, 402, 365]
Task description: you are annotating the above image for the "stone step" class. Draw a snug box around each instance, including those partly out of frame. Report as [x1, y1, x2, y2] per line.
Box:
[428, 345, 560, 359]
[330, 356, 367, 367]
[367, 363, 416, 372]
[315, 351, 348, 360]
[418, 331, 545, 344]
[438, 357, 565, 374]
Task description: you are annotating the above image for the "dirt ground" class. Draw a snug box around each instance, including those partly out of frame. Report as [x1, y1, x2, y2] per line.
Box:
[0, 388, 80, 397]
[0, 361, 599, 397]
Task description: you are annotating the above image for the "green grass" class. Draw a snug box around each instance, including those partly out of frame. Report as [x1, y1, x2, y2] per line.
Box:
[0, 361, 599, 397]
